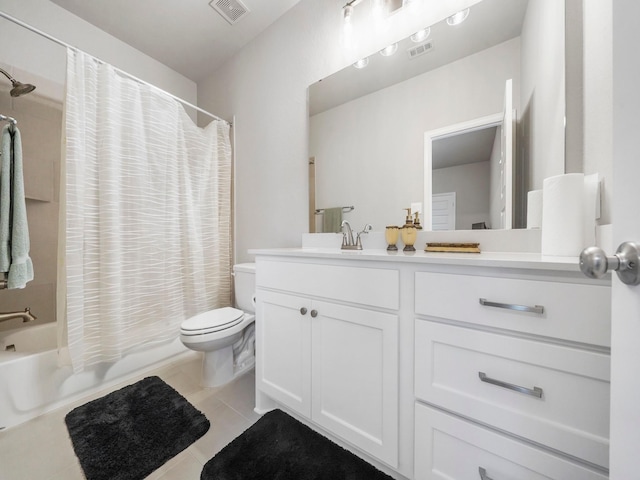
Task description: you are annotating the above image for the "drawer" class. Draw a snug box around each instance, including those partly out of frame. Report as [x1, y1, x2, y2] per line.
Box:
[415, 403, 608, 480]
[257, 260, 399, 310]
[415, 271, 611, 346]
[415, 321, 610, 468]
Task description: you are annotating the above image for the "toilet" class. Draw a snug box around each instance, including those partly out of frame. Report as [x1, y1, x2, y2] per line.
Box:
[180, 263, 256, 387]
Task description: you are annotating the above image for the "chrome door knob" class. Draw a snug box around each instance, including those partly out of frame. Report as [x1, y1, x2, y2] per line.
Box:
[580, 242, 640, 285]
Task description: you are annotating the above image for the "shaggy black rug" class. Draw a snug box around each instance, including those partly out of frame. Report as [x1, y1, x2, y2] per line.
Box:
[65, 376, 210, 480]
[201, 409, 394, 480]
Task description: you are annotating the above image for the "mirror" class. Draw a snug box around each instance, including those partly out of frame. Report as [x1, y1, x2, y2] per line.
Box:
[309, 0, 566, 231]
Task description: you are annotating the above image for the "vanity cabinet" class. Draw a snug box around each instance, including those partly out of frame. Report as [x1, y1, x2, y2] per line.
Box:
[413, 270, 611, 479]
[251, 249, 612, 480]
[255, 259, 400, 468]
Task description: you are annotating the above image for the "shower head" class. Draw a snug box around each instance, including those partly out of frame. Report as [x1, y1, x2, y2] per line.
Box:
[9, 80, 36, 97]
[0, 67, 36, 97]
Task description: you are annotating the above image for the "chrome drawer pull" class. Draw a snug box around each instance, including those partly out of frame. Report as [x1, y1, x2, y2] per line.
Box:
[478, 372, 543, 399]
[478, 467, 494, 480]
[479, 298, 544, 315]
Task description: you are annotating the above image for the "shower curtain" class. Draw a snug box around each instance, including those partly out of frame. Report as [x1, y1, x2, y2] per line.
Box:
[59, 49, 232, 373]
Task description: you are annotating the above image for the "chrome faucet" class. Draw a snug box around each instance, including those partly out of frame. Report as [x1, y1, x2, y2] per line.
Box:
[341, 221, 355, 249]
[341, 221, 372, 250]
[0, 308, 36, 324]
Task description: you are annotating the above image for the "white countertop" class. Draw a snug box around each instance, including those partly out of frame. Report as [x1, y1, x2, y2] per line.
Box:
[248, 247, 584, 272]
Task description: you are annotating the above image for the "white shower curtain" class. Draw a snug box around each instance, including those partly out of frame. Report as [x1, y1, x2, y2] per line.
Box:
[59, 49, 232, 373]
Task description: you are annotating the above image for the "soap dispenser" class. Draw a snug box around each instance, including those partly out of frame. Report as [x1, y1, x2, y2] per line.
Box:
[413, 211, 422, 229]
[401, 208, 417, 252]
[403, 208, 414, 226]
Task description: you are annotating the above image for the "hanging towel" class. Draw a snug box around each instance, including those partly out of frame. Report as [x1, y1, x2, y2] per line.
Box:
[322, 207, 343, 233]
[0, 125, 12, 273]
[4, 126, 33, 289]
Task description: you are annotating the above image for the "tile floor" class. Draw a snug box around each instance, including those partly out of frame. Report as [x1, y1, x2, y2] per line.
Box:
[0, 355, 260, 480]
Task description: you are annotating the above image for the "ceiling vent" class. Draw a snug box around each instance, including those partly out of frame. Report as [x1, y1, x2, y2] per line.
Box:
[209, 0, 250, 25]
[407, 40, 434, 60]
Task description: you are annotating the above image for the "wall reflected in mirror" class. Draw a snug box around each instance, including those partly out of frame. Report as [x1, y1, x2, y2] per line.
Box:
[309, 0, 566, 232]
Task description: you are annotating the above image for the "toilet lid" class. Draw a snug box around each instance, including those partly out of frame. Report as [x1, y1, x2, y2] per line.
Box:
[181, 307, 244, 334]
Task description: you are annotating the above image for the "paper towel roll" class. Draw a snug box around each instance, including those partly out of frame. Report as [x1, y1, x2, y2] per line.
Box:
[541, 173, 585, 256]
[526, 190, 543, 229]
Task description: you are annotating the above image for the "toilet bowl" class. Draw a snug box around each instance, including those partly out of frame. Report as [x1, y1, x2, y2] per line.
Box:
[180, 263, 256, 387]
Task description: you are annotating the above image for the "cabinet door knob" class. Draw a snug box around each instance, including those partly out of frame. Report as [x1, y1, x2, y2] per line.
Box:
[300, 307, 307, 315]
[310, 310, 318, 318]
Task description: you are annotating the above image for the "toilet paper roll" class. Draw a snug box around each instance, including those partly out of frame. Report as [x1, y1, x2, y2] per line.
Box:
[526, 190, 543, 229]
[541, 173, 585, 256]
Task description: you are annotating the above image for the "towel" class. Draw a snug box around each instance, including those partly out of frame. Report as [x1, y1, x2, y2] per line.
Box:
[0, 125, 12, 272]
[322, 207, 343, 233]
[1, 125, 33, 289]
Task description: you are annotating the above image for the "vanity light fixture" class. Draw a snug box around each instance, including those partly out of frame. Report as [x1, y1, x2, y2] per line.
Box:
[410, 27, 431, 43]
[342, 0, 363, 26]
[379, 43, 398, 57]
[446, 8, 470, 26]
[343, 4, 354, 23]
[371, 0, 387, 19]
[353, 57, 370, 69]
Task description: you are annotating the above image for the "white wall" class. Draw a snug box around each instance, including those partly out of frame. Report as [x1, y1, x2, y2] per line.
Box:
[198, 0, 483, 263]
[433, 161, 491, 230]
[583, 0, 613, 226]
[0, 0, 196, 103]
[309, 39, 520, 232]
[520, 0, 566, 190]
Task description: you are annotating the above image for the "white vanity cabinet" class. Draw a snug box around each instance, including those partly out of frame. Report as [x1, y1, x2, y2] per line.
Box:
[414, 269, 611, 479]
[251, 249, 612, 480]
[255, 259, 400, 468]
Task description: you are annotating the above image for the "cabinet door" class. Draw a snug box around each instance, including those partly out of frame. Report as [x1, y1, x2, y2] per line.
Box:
[311, 301, 399, 468]
[256, 290, 311, 417]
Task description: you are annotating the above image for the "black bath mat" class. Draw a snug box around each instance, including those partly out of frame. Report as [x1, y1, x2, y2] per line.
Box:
[201, 409, 394, 480]
[65, 375, 209, 480]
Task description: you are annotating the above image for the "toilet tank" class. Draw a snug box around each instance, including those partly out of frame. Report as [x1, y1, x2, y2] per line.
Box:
[233, 263, 256, 313]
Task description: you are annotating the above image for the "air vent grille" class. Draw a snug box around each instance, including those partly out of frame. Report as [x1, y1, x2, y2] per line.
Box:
[209, 0, 250, 25]
[407, 40, 434, 59]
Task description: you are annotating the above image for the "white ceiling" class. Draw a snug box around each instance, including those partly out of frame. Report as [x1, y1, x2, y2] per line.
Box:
[50, 0, 304, 81]
[432, 126, 499, 170]
[309, 0, 528, 116]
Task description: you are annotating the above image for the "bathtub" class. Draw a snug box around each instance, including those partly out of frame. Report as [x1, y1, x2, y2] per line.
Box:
[0, 322, 194, 430]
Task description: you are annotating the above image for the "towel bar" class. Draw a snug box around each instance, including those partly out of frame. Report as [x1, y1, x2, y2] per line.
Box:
[315, 206, 354, 215]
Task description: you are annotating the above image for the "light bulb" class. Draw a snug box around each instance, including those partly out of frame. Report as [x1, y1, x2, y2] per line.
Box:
[447, 8, 470, 26]
[343, 4, 354, 24]
[353, 57, 369, 69]
[410, 27, 431, 43]
[379, 43, 398, 57]
[371, 0, 386, 19]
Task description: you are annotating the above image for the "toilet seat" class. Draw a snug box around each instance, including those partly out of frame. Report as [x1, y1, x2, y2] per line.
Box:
[180, 307, 245, 336]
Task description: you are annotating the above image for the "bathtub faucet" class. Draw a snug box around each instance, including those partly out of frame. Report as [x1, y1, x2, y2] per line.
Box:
[0, 308, 36, 323]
